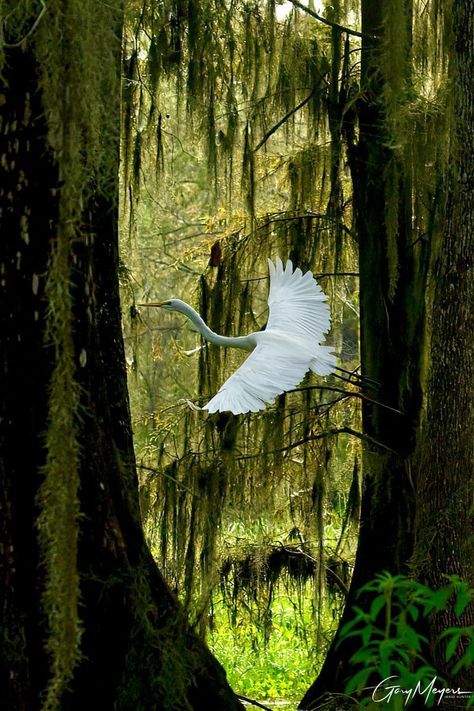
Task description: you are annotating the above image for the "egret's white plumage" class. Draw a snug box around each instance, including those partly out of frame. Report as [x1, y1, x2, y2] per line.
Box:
[141, 257, 336, 414]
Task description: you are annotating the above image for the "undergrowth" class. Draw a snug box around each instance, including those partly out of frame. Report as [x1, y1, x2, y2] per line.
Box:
[209, 590, 335, 703]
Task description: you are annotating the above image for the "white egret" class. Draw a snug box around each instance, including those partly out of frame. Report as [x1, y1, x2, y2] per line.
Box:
[141, 257, 336, 414]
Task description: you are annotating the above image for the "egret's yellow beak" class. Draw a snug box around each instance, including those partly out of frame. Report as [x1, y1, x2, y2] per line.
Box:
[138, 300, 171, 307]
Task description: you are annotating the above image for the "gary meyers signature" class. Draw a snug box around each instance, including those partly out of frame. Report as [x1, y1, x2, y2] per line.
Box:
[371, 676, 473, 706]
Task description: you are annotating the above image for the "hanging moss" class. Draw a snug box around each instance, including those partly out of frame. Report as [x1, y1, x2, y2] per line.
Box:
[121, 0, 366, 659]
[137, 216, 360, 642]
[380, 0, 410, 146]
[115, 563, 200, 711]
[117, 0, 460, 676]
[37, 224, 82, 711]
[1, 0, 122, 707]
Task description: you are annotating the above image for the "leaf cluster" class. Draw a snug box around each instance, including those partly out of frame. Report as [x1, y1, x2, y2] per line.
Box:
[339, 572, 474, 707]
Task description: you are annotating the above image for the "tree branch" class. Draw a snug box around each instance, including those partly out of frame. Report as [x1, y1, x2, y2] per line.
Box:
[240, 271, 358, 283]
[280, 545, 350, 596]
[136, 464, 200, 498]
[252, 211, 355, 238]
[236, 695, 272, 711]
[254, 88, 318, 152]
[286, 384, 403, 415]
[287, 0, 375, 40]
[236, 427, 398, 459]
[3, 0, 47, 47]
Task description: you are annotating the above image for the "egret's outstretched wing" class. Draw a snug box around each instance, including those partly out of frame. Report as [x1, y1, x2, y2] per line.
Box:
[266, 257, 331, 343]
[203, 341, 311, 415]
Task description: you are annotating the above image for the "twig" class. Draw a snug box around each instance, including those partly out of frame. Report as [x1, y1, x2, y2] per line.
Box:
[280, 545, 349, 595]
[253, 212, 354, 238]
[336, 365, 380, 387]
[236, 427, 398, 459]
[254, 88, 318, 152]
[314, 271, 359, 279]
[286, 384, 403, 415]
[333, 371, 377, 391]
[3, 0, 47, 47]
[241, 271, 359, 282]
[288, 0, 375, 40]
[235, 694, 272, 711]
[136, 464, 200, 498]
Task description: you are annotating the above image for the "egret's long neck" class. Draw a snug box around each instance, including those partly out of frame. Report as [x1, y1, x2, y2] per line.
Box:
[175, 301, 252, 350]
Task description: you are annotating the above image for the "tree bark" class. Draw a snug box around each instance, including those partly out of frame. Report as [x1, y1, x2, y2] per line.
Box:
[414, 0, 474, 693]
[0, 26, 242, 711]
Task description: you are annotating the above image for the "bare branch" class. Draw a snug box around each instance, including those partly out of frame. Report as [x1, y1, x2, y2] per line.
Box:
[288, 0, 376, 40]
[279, 545, 349, 595]
[236, 695, 272, 711]
[252, 211, 355, 238]
[3, 0, 47, 47]
[136, 464, 200, 498]
[254, 88, 318, 152]
[241, 271, 359, 282]
[314, 272, 359, 279]
[286, 384, 403, 415]
[236, 427, 398, 459]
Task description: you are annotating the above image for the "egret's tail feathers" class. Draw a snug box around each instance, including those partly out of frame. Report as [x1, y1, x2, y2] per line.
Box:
[310, 347, 337, 376]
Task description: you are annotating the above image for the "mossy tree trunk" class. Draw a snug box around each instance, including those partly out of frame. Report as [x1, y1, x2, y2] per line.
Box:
[300, 0, 431, 705]
[0, 24, 242, 711]
[414, 0, 474, 690]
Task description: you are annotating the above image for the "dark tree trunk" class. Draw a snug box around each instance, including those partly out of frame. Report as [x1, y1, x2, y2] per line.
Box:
[0, 30, 242, 711]
[300, 0, 430, 706]
[414, 0, 474, 693]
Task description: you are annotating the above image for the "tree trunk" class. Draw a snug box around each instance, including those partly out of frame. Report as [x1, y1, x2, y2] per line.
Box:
[413, 0, 474, 693]
[0, 22, 242, 711]
[300, 0, 430, 705]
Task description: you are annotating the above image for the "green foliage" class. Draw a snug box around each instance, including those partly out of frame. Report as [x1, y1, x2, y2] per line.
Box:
[380, 0, 410, 144]
[209, 590, 326, 703]
[123, 44, 360, 653]
[121, 0, 459, 705]
[340, 572, 474, 708]
[121, 9, 362, 696]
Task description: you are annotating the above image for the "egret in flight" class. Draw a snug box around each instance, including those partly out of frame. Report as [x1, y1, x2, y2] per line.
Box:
[141, 257, 336, 414]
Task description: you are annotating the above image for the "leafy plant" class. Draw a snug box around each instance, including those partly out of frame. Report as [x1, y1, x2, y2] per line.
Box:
[209, 591, 326, 703]
[339, 572, 474, 708]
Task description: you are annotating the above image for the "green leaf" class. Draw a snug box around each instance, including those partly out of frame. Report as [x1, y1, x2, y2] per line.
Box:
[339, 616, 362, 640]
[345, 666, 373, 695]
[394, 647, 410, 665]
[445, 630, 461, 661]
[455, 586, 474, 616]
[412, 664, 438, 683]
[379, 646, 392, 679]
[352, 605, 371, 622]
[393, 660, 411, 676]
[362, 625, 374, 646]
[350, 642, 379, 665]
[452, 638, 474, 674]
[404, 625, 422, 652]
[370, 595, 386, 621]
[427, 585, 452, 612]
